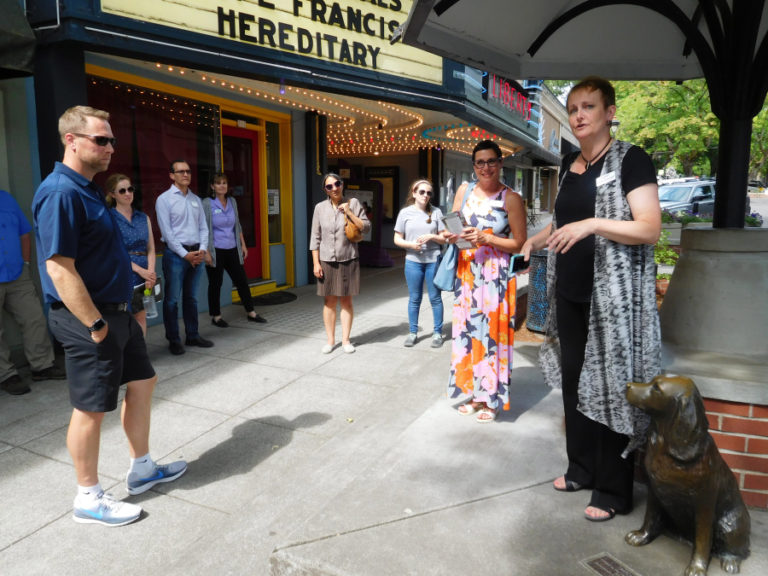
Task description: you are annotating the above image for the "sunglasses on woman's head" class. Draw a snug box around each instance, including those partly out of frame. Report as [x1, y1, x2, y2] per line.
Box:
[325, 181, 343, 191]
[117, 186, 135, 194]
[416, 189, 432, 196]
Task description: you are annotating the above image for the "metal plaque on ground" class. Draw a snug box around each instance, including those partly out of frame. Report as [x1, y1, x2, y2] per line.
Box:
[580, 553, 642, 576]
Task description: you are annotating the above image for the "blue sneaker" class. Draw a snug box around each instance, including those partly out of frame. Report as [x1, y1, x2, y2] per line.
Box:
[126, 460, 187, 495]
[73, 491, 141, 527]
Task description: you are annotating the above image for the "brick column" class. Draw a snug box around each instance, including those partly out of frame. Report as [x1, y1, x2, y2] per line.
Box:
[705, 398, 768, 509]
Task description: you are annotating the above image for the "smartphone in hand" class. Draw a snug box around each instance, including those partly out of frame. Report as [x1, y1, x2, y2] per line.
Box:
[510, 254, 528, 272]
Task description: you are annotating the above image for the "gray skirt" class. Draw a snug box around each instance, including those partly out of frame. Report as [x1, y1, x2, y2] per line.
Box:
[317, 259, 360, 297]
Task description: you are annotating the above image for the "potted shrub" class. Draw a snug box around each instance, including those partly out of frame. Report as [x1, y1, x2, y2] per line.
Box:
[655, 272, 672, 296]
[660, 210, 682, 244]
[654, 230, 678, 296]
[745, 212, 764, 227]
[679, 210, 712, 227]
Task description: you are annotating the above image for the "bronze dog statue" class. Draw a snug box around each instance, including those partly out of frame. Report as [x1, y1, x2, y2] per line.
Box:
[625, 375, 750, 576]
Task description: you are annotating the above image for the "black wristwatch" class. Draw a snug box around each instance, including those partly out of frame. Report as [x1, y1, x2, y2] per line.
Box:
[88, 318, 106, 333]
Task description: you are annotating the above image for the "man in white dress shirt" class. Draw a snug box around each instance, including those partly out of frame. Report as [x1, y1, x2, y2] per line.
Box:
[155, 160, 213, 355]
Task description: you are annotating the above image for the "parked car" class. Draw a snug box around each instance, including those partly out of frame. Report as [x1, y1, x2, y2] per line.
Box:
[748, 180, 765, 194]
[658, 180, 716, 216]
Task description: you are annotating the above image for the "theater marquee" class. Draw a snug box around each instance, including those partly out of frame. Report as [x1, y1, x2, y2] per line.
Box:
[101, 0, 443, 84]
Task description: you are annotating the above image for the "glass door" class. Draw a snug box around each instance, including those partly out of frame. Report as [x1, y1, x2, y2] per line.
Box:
[222, 125, 262, 279]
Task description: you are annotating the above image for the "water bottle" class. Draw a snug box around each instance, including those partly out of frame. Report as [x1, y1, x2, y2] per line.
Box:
[142, 288, 158, 319]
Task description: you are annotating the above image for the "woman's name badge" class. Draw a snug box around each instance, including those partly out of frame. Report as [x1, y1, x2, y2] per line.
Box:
[596, 171, 616, 187]
[490, 200, 504, 208]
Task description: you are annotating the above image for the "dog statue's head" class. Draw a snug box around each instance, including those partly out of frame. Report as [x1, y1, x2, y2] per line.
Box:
[626, 374, 709, 462]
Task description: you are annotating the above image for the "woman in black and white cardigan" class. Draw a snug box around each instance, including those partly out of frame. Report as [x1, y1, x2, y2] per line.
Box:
[521, 76, 662, 523]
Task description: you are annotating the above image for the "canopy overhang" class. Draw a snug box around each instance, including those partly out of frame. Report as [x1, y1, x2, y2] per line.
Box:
[402, 0, 749, 82]
[0, 0, 35, 79]
[402, 0, 768, 228]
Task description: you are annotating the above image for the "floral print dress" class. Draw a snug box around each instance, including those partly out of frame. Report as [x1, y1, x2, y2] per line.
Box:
[447, 187, 516, 411]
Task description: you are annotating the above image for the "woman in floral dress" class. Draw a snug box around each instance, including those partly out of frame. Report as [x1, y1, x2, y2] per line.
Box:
[444, 140, 527, 422]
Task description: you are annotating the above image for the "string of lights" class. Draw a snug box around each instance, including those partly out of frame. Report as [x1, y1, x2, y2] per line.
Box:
[88, 76, 220, 129]
[97, 62, 519, 157]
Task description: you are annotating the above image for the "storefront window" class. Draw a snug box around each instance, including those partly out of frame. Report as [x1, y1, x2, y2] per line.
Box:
[86, 76, 220, 249]
[265, 121, 281, 243]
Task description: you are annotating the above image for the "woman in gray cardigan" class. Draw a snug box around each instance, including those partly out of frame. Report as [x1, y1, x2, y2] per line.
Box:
[203, 173, 266, 327]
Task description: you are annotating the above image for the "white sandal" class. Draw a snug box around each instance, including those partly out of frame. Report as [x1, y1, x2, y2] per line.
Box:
[458, 401, 481, 416]
[476, 408, 497, 423]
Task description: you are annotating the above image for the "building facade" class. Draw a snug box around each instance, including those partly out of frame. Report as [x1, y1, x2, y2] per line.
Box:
[3, 1, 569, 315]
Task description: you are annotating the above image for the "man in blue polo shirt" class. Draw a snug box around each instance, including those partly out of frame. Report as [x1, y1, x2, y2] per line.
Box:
[0, 190, 66, 395]
[32, 105, 187, 527]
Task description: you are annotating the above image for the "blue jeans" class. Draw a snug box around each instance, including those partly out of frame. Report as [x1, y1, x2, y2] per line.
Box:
[162, 250, 204, 343]
[404, 259, 443, 335]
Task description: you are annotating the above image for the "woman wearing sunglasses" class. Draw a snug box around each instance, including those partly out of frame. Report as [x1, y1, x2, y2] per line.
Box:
[106, 173, 157, 336]
[393, 179, 446, 348]
[310, 172, 370, 354]
[443, 140, 527, 423]
[202, 172, 267, 327]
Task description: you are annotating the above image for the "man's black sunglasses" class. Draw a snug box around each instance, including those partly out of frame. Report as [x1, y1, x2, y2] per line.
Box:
[73, 133, 117, 147]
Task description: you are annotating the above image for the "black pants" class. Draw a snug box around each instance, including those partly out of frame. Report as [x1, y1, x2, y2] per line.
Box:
[556, 293, 635, 514]
[206, 247, 254, 317]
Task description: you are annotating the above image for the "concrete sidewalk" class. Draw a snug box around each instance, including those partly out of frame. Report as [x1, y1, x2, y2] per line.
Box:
[1, 257, 766, 576]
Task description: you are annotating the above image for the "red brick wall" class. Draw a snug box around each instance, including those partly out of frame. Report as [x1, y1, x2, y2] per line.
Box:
[704, 398, 768, 509]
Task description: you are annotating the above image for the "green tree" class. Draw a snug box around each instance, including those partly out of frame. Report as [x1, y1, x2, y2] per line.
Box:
[613, 80, 719, 177]
[545, 80, 573, 100]
[749, 103, 768, 182]
[546, 79, 768, 181]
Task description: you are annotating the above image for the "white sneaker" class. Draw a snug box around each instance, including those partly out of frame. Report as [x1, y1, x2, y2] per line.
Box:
[126, 460, 187, 495]
[403, 333, 417, 347]
[73, 491, 142, 527]
[430, 333, 444, 348]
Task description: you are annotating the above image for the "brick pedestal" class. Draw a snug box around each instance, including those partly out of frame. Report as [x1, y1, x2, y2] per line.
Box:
[705, 398, 768, 509]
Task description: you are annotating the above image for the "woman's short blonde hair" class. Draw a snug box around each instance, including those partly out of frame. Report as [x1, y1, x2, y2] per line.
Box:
[567, 76, 616, 109]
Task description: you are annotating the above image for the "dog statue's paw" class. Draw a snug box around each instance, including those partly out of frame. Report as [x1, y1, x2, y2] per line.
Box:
[625, 530, 653, 546]
[720, 555, 742, 574]
[684, 559, 708, 576]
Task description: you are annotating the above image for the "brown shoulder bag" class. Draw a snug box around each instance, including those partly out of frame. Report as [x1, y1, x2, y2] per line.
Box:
[344, 211, 363, 243]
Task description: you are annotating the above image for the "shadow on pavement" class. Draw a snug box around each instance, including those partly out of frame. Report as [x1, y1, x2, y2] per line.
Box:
[173, 412, 331, 491]
[353, 321, 410, 345]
